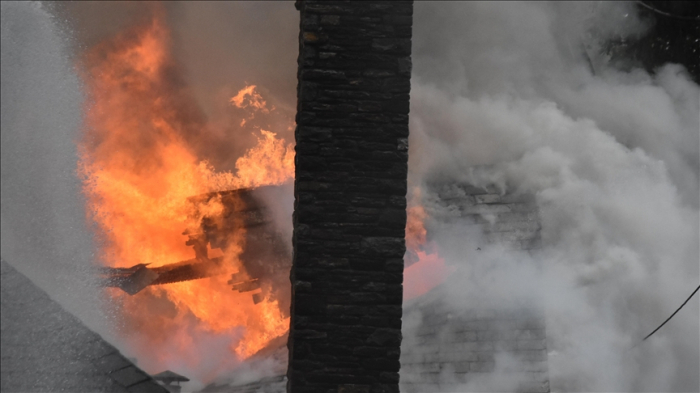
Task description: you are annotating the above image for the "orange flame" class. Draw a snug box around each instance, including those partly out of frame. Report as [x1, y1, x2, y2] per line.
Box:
[234, 129, 295, 189]
[403, 188, 450, 300]
[230, 84, 270, 112]
[230, 85, 272, 127]
[406, 202, 428, 254]
[78, 14, 292, 381]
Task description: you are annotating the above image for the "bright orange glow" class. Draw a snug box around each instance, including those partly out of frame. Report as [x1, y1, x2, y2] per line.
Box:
[234, 129, 295, 189]
[78, 13, 292, 381]
[404, 188, 450, 300]
[406, 200, 428, 254]
[403, 251, 449, 300]
[230, 84, 270, 112]
[230, 84, 272, 127]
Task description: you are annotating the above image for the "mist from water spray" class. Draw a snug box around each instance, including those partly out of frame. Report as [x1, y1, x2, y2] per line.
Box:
[1, 1, 108, 337]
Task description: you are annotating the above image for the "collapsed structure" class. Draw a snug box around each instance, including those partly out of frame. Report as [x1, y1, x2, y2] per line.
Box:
[100, 186, 292, 313]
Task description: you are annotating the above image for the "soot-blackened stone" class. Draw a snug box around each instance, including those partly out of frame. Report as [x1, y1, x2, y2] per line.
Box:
[289, 1, 412, 392]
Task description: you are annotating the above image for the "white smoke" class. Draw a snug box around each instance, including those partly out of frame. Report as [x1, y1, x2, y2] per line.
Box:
[405, 2, 699, 392]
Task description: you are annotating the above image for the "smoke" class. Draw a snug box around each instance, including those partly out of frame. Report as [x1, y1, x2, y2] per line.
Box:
[404, 2, 699, 392]
[0, 1, 109, 336]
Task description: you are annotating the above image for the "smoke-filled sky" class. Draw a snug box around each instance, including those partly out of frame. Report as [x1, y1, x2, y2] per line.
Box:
[1, 1, 698, 392]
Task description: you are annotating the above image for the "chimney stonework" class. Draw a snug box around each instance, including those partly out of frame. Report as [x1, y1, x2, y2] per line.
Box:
[289, 1, 413, 392]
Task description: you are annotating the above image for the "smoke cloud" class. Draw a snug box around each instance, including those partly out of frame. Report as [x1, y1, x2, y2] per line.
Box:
[404, 2, 699, 392]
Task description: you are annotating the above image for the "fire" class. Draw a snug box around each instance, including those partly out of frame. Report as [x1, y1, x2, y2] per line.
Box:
[78, 13, 292, 379]
[404, 188, 451, 300]
[405, 200, 428, 254]
[234, 129, 295, 189]
[231, 84, 271, 112]
[230, 85, 272, 127]
[404, 251, 449, 301]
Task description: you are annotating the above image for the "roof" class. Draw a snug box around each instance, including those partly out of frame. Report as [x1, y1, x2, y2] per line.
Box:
[197, 336, 288, 393]
[0, 259, 168, 393]
[152, 370, 190, 383]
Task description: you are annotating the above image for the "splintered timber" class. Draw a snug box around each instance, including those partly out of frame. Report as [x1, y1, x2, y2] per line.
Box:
[100, 186, 290, 305]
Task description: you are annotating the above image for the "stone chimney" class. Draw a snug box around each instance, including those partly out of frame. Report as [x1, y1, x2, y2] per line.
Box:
[288, 1, 413, 392]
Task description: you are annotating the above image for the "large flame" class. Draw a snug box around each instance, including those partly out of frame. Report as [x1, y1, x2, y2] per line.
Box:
[78, 14, 292, 380]
[77, 8, 445, 382]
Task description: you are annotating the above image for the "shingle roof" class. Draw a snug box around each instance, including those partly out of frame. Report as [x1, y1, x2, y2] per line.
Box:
[1, 259, 168, 393]
[152, 370, 190, 383]
[197, 336, 287, 393]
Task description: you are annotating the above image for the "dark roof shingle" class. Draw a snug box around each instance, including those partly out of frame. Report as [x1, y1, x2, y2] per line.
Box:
[1, 259, 168, 393]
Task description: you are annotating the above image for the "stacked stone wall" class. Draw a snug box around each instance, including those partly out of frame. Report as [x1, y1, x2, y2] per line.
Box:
[423, 183, 542, 252]
[401, 302, 549, 393]
[400, 183, 549, 393]
[289, 1, 413, 392]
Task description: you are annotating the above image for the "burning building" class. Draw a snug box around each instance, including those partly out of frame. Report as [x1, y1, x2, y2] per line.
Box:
[75, 8, 296, 381]
[1, 1, 698, 393]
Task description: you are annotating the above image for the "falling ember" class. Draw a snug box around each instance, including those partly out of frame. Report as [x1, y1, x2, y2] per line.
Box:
[77, 13, 292, 380]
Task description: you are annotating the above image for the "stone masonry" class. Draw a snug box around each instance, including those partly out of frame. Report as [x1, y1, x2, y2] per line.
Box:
[400, 183, 550, 393]
[288, 1, 413, 392]
[401, 298, 549, 393]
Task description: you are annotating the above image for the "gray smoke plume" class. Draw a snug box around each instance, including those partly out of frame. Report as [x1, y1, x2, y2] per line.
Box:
[404, 2, 699, 392]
